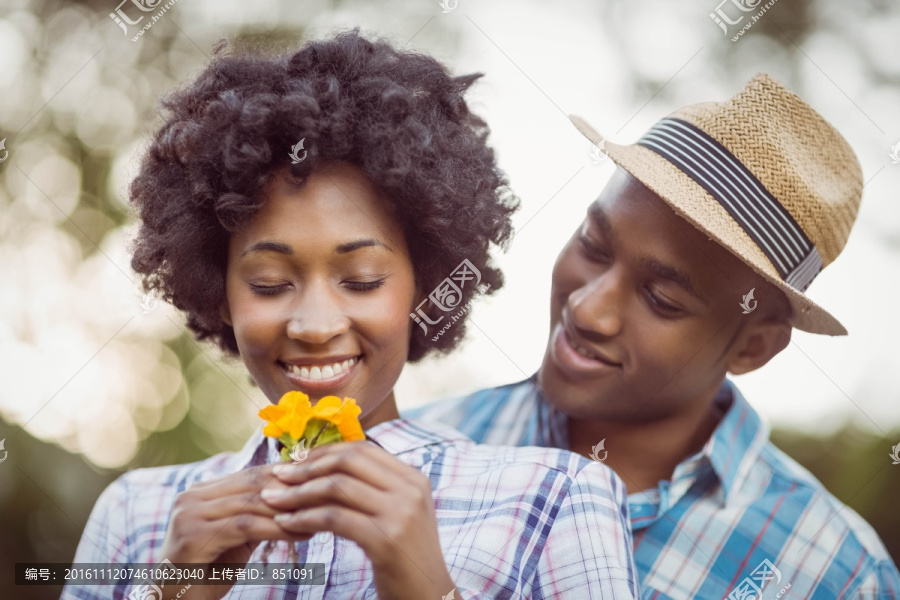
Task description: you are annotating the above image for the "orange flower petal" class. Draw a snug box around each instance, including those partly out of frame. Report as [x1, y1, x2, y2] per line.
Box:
[258, 405, 285, 421]
[333, 399, 363, 440]
[263, 422, 287, 437]
[336, 418, 365, 441]
[311, 396, 342, 419]
[333, 398, 361, 422]
[289, 414, 312, 440]
[279, 390, 311, 411]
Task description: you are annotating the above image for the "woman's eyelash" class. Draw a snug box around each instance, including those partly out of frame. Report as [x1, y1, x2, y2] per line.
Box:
[249, 280, 387, 295]
[250, 284, 287, 296]
[344, 279, 386, 292]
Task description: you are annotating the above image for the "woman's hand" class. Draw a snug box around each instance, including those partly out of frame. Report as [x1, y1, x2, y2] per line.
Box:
[262, 441, 457, 600]
[154, 463, 312, 600]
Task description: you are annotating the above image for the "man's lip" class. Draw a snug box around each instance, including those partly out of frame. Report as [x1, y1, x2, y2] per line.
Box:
[551, 325, 621, 378]
[561, 318, 621, 366]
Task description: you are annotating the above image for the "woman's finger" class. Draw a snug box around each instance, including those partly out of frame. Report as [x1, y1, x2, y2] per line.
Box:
[168, 513, 310, 565]
[187, 463, 287, 499]
[262, 472, 388, 515]
[198, 489, 285, 520]
[274, 505, 377, 545]
[274, 442, 417, 490]
[204, 513, 313, 552]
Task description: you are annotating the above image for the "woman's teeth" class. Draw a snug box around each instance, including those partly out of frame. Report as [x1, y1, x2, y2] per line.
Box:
[285, 357, 357, 380]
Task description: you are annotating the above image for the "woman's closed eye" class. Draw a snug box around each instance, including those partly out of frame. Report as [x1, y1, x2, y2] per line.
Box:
[249, 278, 387, 296]
[250, 283, 288, 296]
[343, 278, 387, 292]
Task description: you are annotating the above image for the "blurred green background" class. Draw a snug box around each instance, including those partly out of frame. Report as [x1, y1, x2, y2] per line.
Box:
[1, 0, 898, 598]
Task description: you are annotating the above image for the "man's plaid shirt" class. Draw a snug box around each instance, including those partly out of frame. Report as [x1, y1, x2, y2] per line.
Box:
[404, 376, 900, 599]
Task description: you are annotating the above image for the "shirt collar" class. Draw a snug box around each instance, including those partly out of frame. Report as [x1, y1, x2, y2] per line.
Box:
[229, 424, 282, 472]
[528, 375, 769, 506]
[227, 418, 468, 473]
[671, 378, 770, 505]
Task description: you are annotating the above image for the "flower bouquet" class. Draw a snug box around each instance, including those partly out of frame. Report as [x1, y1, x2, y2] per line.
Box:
[257, 390, 365, 564]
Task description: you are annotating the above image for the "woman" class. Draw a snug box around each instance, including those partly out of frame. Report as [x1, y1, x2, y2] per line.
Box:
[62, 29, 639, 600]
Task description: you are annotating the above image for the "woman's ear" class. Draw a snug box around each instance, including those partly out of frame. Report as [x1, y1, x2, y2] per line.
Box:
[219, 299, 233, 327]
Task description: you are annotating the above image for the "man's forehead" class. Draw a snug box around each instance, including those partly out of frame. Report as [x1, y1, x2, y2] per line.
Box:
[591, 170, 680, 227]
[589, 171, 720, 256]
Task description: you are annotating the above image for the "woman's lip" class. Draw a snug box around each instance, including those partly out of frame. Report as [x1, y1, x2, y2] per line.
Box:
[279, 357, 360, 393]
[550, 324, 620, 378]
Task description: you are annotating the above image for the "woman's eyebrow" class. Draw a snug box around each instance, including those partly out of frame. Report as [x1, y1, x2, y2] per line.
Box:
[335, 239, 393, 254]
[240, 240, 292, 258]
[239, 238, 393, 258]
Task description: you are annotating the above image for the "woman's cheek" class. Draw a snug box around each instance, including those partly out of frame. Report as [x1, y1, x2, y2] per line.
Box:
[359, 283, 417, 342]
[234, 296, 283, 353]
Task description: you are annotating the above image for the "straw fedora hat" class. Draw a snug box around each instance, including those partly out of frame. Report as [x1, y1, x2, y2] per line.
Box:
[570, 73, 862, 336]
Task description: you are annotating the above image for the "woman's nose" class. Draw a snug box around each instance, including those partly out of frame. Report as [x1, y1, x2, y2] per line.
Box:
[285, 282, 351, 345]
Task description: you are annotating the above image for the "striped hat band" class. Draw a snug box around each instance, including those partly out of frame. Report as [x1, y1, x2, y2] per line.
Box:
[636, 117, 823, 293]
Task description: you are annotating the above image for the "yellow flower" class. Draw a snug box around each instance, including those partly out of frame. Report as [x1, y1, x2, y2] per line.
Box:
[258, 390, 312, 439]
[258, 391, 365, 459]
[309, 395, 365, 442]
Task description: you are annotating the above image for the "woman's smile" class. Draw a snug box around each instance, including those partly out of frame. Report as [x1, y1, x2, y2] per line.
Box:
[278, 354, 361, 394]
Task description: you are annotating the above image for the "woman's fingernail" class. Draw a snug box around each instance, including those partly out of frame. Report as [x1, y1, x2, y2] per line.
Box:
[276, 464, 303, 478]
[274, 512, 292, 522]
[261, 488, 286, 499]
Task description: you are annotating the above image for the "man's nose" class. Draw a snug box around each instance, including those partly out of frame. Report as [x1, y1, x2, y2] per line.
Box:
[285, 281, 351, 345]
[567, 269, 625, 338]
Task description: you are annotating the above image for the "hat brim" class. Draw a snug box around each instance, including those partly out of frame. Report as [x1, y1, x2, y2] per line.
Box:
[599, 139, 847, 336]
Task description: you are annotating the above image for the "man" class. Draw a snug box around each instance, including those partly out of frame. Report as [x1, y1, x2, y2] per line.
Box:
[404, 73, 900, 598]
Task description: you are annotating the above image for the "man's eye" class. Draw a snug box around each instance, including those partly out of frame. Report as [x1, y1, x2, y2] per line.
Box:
[579, 237, 609, 261]
[343, 279, 386, 292]
[250, 284, 287, 296]
[646, 288, 680, 314]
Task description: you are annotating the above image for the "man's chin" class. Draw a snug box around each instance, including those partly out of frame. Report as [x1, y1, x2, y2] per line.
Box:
[537, 365, 598, 419]
[537, 364, 607, 419]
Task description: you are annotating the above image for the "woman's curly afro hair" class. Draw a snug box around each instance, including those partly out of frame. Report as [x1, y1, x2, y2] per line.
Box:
[128, 28, 519, 363]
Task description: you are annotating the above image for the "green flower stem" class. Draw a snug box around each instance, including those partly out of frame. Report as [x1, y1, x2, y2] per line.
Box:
[277, 420, 346, 462]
